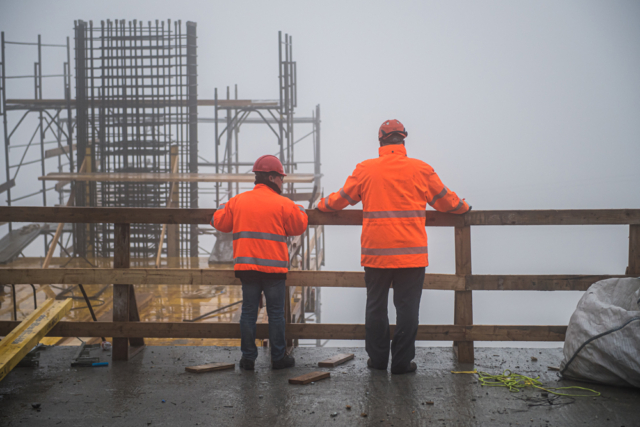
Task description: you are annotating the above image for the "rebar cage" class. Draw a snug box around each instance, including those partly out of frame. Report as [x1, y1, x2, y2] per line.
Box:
[73, 19, 198, 261]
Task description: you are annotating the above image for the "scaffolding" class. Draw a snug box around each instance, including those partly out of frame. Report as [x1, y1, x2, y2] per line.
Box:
[1, 22, 324, 345]
[0, 31, 75, 260]
[199, 31, 324, 332]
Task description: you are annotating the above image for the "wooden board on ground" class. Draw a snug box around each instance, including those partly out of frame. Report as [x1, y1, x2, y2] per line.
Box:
[318, 353, 355, 368]
[289, 371, 330, 385]
[0, 298, 72, 382]
[185, 362, 235, 373]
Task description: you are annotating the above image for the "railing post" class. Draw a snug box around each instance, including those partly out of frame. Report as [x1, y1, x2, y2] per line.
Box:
[112, 223, 130, 361]
[113, 223, 144, 361]
[629, 224, 640, 275]
[285, 286, 293, 349]
[454, 225, 474, 364]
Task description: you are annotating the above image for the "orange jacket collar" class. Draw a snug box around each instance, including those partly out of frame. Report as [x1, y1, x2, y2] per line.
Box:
[254, 183, 281, 195]
[378, 144, 407, 157]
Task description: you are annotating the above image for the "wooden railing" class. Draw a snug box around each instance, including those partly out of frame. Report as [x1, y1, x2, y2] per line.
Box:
[1, 206, 638, 363]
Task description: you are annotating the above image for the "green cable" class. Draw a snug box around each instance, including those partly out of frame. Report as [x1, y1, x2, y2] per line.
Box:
[451, 369, 601, 398]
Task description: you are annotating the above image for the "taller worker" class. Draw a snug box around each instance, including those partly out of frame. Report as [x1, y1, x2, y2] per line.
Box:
[318, 120, 470, 374]
[212, 155, 308, 370]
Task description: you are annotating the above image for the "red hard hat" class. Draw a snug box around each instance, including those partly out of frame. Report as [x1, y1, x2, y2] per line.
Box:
[378, 119, 408, 141]
[252, 154, 286, 176]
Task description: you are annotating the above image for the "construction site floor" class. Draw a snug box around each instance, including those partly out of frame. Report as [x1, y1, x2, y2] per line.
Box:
[0, 346, 638, 426]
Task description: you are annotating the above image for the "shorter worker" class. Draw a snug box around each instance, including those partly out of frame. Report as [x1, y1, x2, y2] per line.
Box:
[212, 155, 308, 370]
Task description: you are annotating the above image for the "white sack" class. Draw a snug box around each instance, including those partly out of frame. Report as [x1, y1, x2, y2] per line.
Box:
[560, 277, 640, 388]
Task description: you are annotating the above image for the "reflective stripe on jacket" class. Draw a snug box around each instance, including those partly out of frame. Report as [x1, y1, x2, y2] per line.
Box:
[318, 144, 469, 268]
[212, 184, 309, 274]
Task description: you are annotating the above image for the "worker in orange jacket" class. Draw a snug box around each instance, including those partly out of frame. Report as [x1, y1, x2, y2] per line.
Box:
[212, 155, 308, 370]
[318, 119, 470, 374]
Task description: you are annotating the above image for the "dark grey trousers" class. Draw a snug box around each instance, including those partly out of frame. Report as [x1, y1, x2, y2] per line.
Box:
[364, 267, 425, 372]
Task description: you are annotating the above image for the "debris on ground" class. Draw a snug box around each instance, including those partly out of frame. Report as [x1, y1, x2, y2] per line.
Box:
[345, 405, 351, 410]
[330, 412, 338, 417]
[513, 394, 576, 408]
[531, 356, 538, 362]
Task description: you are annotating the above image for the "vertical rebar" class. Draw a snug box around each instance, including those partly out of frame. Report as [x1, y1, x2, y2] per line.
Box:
[214, 87, 219, 207]
[1, 32, 13, 232]
[187, 21, 198, 259]
[277, 31, 285, 164]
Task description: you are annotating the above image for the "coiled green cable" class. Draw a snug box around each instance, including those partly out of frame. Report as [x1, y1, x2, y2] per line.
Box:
[451, 369, 601, 397]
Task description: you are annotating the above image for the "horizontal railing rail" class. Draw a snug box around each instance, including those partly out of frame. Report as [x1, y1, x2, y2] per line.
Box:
[0, 322, 567, 342]
[1, 206, 638, 363]
[1, 206, 639, 226]
[0, 268, 630, 291]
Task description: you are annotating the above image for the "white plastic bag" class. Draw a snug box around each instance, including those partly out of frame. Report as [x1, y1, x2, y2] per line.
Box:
[560, 277, 640, 388]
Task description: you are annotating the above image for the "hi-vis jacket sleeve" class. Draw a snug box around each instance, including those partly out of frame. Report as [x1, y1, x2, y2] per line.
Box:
[212, 200, 233, 232]
[424, 167, 470, 214]
[284, 203, 309, 236]
[317, 166, 362, 212]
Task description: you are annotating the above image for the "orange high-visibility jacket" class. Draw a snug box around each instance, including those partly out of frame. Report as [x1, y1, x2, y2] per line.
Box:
[318, 144, 469, 268]
[212, 184, 309, 274]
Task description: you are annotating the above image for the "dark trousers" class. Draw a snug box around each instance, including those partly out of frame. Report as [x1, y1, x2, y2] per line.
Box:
[239, 279, 286, 362]
[365, 267, 425, 372]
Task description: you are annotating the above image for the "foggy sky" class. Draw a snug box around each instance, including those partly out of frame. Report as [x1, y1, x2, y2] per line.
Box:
[1, 1, 639, 347]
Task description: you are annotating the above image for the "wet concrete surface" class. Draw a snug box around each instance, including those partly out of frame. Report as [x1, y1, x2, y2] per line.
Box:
[0, 346, 638, 426]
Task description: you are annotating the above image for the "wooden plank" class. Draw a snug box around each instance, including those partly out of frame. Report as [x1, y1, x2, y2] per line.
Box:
[306, 209, 463, 227]
[42, 158, 87, 269]
[39, 172, 315, 184]
[283, 192, 316, 202]
[0, 179, 16, 195]
[0, 268, 465, 290]
[185, 362, 235, 373]
[467, 209, 640, 226]
[44, 144, 76, 159]
[454, 225, 474, 364]
[0, 299, 72, 382]
[3, 268, 629, 291]
[3, 206, 639, 226]
[466, 275, 627, 291]
[156, 147, 180, 267]
[289, 371, 330, 385]
[6, 98, 279, 108]
[318, 353, 355, 367]
[0, 207, 462, 227]
[628, 225, 640, 275]
[127, 286, 144, 347]
[0, 322, 568, 341]
[0, 207, 212, 225]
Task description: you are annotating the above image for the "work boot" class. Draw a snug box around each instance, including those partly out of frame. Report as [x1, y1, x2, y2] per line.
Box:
[367, 358, 387, 370]
[239, 358, 255, 370]
[271, 354, 295, 370]
[391, 361, 417, 375]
